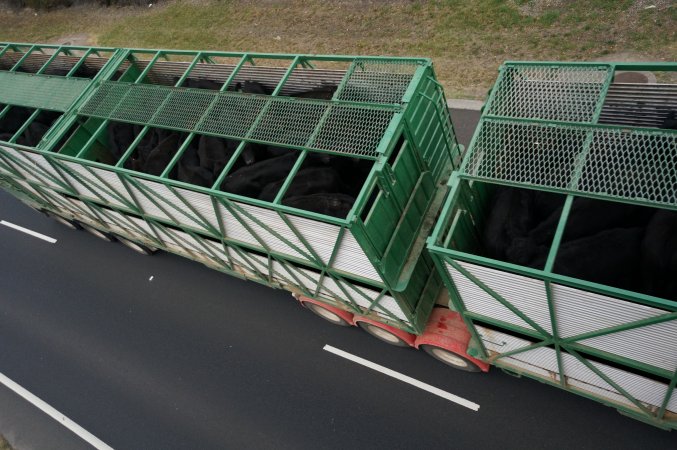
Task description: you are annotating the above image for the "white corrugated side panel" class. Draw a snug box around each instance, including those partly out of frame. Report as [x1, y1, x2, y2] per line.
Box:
[332, 231, 382, 283]
[61, 197, 98, 221]
[0, 151, 13, 175]
[475, 325, 675, 413]
[269, 260, 315, 291]
[60, 162, 129, 210]
[133, 179, 208, 231]
[474, 325, 557, 380]
[594, 359, 672, 412]
[168, 228, 211, 256]
[126, 216, 158, 237]
[101, 209, 154, 243]
[155, 227, 197, 259]
[4, 148, 64, 189]
[321, 276, 409, 323]
[668, 387, 677, 414]
[286, 215, 339, 264]
[57, 165, 107, 204]
[9, 178, 43, 199]
[172, 187, 221, 232]
[446, 261, 551, 332]
[243, 252, 270, 275]
[127, 182, 175, 223]
[237, 202, 309, 261]
[227, 248, 261, 275]
[552, 283, 677, 373]
[200, 239, 233, 265]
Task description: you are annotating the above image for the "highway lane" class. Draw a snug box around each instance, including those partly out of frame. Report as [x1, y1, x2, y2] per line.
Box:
[1, 109, 676, 449]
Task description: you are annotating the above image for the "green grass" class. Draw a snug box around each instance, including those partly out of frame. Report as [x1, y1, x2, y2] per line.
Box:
[0, 434, 12, 450]
[1, 0, 675, 98]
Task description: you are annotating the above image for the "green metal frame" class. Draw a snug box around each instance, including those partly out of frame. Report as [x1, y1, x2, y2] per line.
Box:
[428, 61, 677, 429]
[0, 42, 461, 334]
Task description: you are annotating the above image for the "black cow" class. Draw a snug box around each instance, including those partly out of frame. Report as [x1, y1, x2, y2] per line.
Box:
[258, 166, 346, 202]
[221, 151, 298, 197]
[144, 132, 180, 176]
[505, 196, 653, 266]
[283, 193, 355, 218]
[659, 111, 677, 130]
[291, 85, 337, 100]
[483, 186, 539, 260]
[641, 210, 677, 300]
[532, 227, 645, 291]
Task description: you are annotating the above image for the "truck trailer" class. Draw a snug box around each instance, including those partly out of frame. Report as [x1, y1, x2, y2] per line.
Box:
[0, 43, 675, 430]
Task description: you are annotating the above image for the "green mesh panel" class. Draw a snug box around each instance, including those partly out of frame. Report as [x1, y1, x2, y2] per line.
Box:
[336, 59, 420, 104]
[486, 64, 612, 123]
[78, 81, 396, 157]
[0, 71, 91, 111]
[463, 119, 677, 207]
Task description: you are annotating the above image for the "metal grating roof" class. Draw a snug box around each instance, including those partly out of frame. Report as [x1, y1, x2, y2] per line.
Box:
[461, 62, 677, 208]
[336, 58, 420, 105]
[78, 81, 396, 158]
[486, 64, 612, 123]
[465, 119, 677, 207]
[0, 71, 91, 111]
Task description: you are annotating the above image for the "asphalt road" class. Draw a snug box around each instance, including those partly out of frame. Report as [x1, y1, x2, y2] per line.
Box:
[0, 109, 675, 449]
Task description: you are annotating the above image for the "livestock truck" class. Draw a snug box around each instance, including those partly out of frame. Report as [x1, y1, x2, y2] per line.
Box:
[0, 42, 675, 430]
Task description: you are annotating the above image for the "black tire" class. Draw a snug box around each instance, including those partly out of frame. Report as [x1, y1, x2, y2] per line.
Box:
[304, 302, 351, 326]
[116, 236, 157, 256]
[80, 223, 116, 242]
[420, 344, 482, 372]
[357, 321, 410, 347]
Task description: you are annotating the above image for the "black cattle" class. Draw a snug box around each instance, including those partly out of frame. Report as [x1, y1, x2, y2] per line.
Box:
[178, 142, 215, 188]
[283, 193, 355, 218]
[506, 196, 654, 266]
[291, 85, 337, 100]
[659, 111, 677, 130]
[234, 80, 271, 95]
[108, 122, 137, 161]
[197, 135, 237, 176]
[184, 78, 222, 91]
[258, 166, 347, 202]
[221, 151, 298, 197]
[0, 107, 32, 134]
[641, 210, 677, 300]
[143, 132, 180, 176]
[483, 186, 539, 260]
[531, 227, 645, 291]
[16, 122, 49, 147]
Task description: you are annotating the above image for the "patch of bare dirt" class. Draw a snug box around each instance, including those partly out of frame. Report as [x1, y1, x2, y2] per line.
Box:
[48, 32, 94, 46]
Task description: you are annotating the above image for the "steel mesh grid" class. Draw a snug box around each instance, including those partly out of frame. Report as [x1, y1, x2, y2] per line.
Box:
[249, 100, 327, 146]
[79, 81, 394, 157]
[201, 94, 267, 137]
[578, 129, 677, 205]
[337, 59, 420, 104]
[486, 65, 612, 123]
[313, 105, 394, 156]
[464, 119, 677, 206]
[0, 71, 91, 111]
[466, 119, 587, 188]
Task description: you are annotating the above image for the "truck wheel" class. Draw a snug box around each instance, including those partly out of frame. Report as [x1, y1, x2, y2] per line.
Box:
[117, 236, 157, 256]
[357, 322, 409, 347]
[80, 223, 116, 242]
[50, 214, 81, 230]
[305, 302, 351, 326]
[420, 345, 482, 372]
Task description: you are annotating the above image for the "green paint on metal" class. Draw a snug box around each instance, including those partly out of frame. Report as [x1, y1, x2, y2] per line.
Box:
[0, 71, 91, 111]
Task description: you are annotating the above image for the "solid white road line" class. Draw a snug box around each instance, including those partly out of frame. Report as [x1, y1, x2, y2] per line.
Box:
[324, 345, 480, 412]
[0, 371, 114, 450]
[0, 220, 57, 244]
